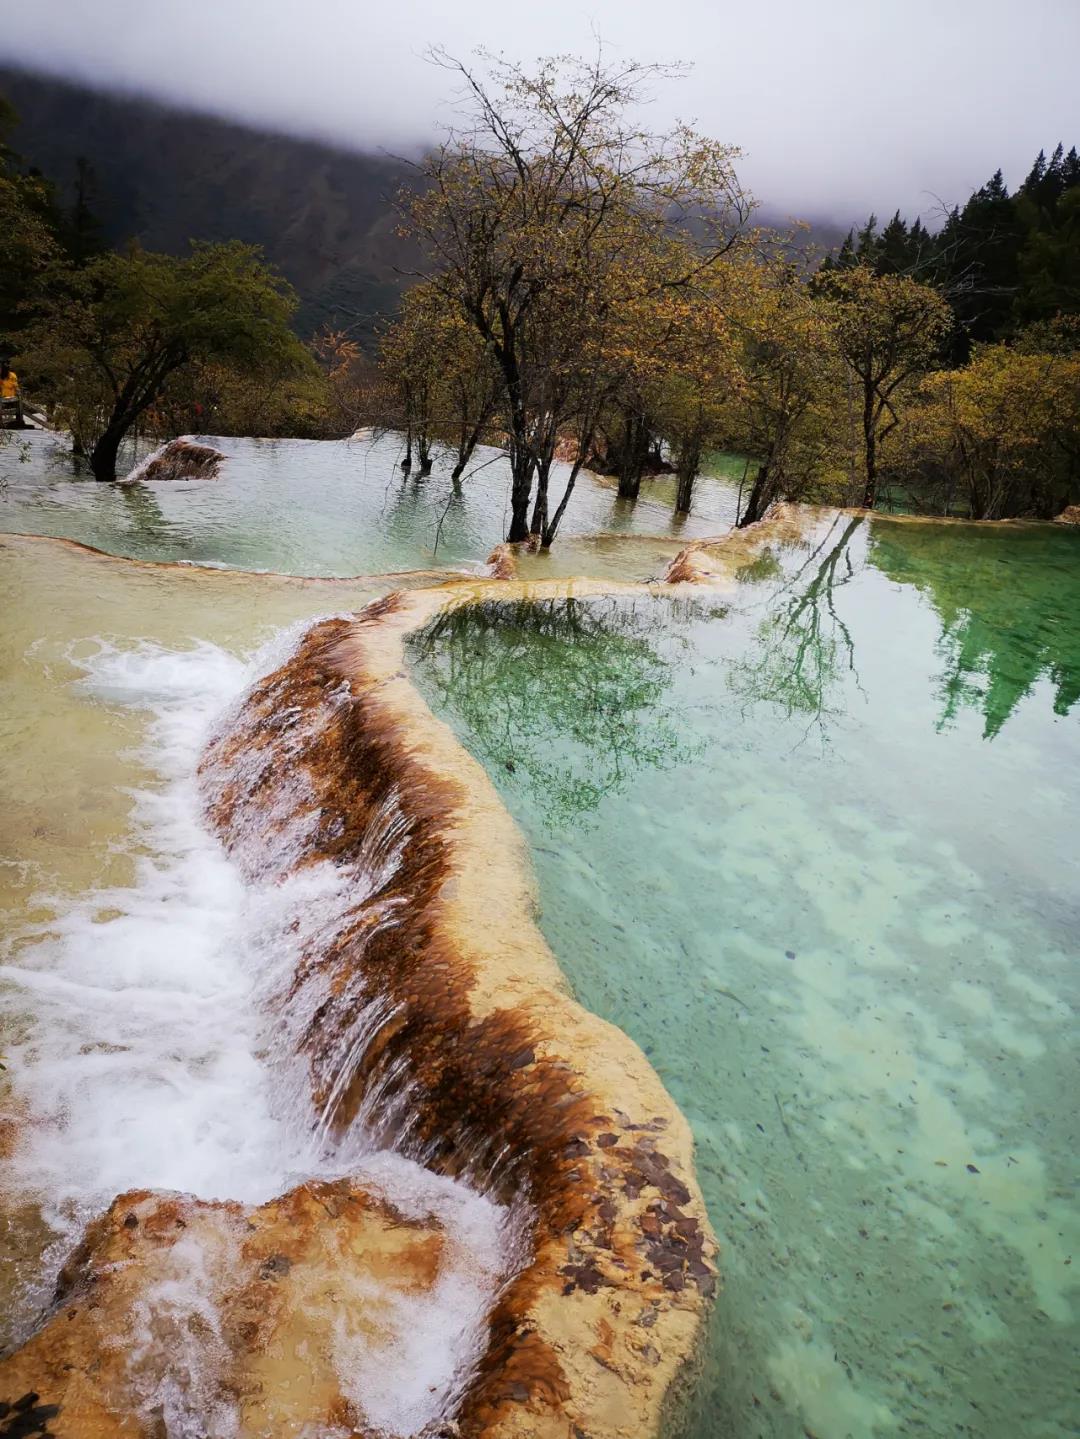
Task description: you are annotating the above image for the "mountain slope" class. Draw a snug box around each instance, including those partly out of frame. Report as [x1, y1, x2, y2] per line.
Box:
[0, 67, 853, 341]
[0, 67, 415, 337]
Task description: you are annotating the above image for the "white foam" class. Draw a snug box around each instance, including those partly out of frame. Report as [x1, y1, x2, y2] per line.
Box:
[1, 621, 523, 1436]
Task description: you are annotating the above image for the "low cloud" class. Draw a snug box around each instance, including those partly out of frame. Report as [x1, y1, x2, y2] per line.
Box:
[4, 0, 1077, 222]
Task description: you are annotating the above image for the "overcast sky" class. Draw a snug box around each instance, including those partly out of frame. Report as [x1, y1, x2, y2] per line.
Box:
[4, 0, 1077, 222]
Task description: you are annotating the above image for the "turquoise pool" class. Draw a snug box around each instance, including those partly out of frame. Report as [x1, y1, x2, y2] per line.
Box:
[409, 513, 1080, 1438]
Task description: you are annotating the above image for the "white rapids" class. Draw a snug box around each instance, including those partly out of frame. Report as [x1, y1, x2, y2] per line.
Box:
[0, 621, 522, 1437]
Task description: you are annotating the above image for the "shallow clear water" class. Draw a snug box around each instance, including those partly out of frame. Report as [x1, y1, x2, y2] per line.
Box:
[0, 431, 740, 575]
[409, 514, 1080, 1438]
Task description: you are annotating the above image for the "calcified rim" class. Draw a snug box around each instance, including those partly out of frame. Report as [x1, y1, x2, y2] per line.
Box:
[0, 512, 813, 1438]
[197, 571, 726, 1439]
[315, 504, 928, 1430]
[655, 499, 1051, 587]
[0, 531, 482, 585]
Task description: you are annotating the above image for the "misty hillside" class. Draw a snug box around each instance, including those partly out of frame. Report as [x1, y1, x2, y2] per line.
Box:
[0, 67, 850, 340]
[0, 66, 416, 337]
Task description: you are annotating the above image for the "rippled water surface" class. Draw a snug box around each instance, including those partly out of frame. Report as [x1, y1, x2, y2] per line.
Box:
[0, 431, 742, 574]
[409, 514, 1080, 1438]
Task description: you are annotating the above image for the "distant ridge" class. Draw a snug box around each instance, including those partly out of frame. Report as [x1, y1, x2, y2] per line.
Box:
[0, 67, 851, 340]
[0, 66, 416, 339]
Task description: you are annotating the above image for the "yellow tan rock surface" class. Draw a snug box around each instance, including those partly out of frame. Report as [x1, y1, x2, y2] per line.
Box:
[199, 577, 718, 1439]
[0, 1181, 445, 1439]
[4, 565, 731, 1439]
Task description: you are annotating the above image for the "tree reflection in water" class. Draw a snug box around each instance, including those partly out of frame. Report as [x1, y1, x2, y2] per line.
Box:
[727, 514, 866, 739]
[868, 519, 1080, 737]
[409, 595, 711, 825]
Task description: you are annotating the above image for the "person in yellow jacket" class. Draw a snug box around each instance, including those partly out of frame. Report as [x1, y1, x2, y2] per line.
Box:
[0, 360, 23, 426]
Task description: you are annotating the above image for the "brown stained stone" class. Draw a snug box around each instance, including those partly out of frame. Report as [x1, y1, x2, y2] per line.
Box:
[663, 501, 1058, 592]
[196, 578, 721, 1439]
[661, 502, 827, 588]
[485, 544, 518, 579]
[0, 1182, 443, 1439]
[121, 438, 225, 484]
[5, 570, 724, 1439]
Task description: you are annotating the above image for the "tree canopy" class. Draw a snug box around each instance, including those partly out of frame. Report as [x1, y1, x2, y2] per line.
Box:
[398, 48, 751, 543]
[20, 241, 312, 478]
[823, 144, 1080, 352]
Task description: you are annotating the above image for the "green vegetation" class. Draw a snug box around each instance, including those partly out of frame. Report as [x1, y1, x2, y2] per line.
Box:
[409, 596, 708, 823]
[1, 95, 321, 470]
[19, 244, 313, 480]
[380, 54, 1080, 541]
[2, 65, 1077, 523]
[823, 146, 1080, 348]
[869, 519, 1080, 736]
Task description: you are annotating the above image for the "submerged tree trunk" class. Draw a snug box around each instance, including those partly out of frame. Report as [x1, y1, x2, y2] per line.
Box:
[542, 459, 582, 549]
[674, 436, 702, 515]
[507, 450, 535, 543]
[615, 412, 650, 501]
[738, 462, 772, 527]
[530, 458, 551, 537]
[451, 416, 487, 490]
[417, 432, 433, 477]
[401, 427, 413, 475]
[542, 424, 597, 549]
[90, 422, 127, 482]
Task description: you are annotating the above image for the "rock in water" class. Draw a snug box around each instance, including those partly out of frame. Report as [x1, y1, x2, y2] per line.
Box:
[0, 1181, 445, 1438]
[122, 438, 225, 484]
[1054, 504, 1080, 525]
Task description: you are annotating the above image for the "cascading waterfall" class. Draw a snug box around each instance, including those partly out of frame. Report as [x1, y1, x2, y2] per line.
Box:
[0, 618, 525, 1436]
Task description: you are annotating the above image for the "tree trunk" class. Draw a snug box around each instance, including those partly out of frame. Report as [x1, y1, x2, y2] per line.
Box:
[417, 434, 433, 477]
[615, 412, 648, 500]
[542, 457, 585, 549]
[507, 453, 534, 543]
[530, 460, 551, 537]
[738, 463, 771, 527]
[451, 419, 485, 491]
[675, 438, 702, 514]
[861, 382, 877, 508]
[90, 423, 127, 482]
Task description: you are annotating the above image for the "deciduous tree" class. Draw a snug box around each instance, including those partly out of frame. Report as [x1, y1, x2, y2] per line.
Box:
[894, 339, 1080, 519]
[21, 242, 309, 480]
[816, 266, 952, 507]
[399, 48, 750, 544]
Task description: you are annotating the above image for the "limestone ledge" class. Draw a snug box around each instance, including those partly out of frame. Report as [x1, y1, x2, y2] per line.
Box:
[201, 575, 720, 1439]
[660, 499, 1062, 586]
[0, 1182, 446, 1439]
[2, 565, 730, 1439]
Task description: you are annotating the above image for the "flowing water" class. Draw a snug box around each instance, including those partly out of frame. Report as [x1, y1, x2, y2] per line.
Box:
[408, 514, 1080, 1438]
[0, 536, 520, 1434]
[2, 427, 1077, 1439]
[0, 430, 742, 574]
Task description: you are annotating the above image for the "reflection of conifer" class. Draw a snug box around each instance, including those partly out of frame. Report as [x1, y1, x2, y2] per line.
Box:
[868, 522, 1080, 737]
